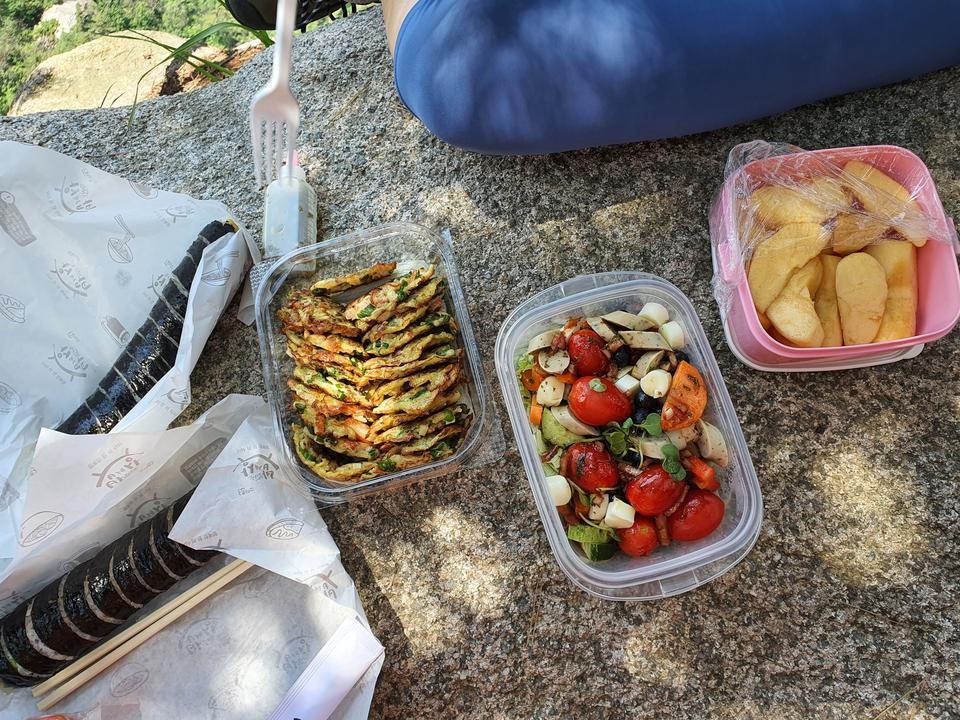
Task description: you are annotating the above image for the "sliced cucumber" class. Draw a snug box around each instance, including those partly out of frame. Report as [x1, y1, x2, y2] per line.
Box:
[581, 542, 617, 561]
[567, 524, 614, 544]
[541, 406, 588, 447]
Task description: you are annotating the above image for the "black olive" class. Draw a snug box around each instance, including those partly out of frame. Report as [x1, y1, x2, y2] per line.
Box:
[623, 448, 643, 466]
[612, 346, 632, 367]
[673, 350, 690, 364]
[631, 406, 651, 426]
[634, 391, 660, 411]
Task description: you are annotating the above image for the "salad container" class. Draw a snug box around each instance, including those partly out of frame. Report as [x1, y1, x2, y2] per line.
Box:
[495, 272, 763, 601]
[710, 144, 960, 371]
[255, 222, 501, 505]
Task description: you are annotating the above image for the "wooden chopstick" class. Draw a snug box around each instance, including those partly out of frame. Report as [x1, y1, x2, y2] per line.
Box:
[34, 559, 252, 711]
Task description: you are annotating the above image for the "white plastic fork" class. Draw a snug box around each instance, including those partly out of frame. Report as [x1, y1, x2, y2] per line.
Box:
[250, 0, 300, 186]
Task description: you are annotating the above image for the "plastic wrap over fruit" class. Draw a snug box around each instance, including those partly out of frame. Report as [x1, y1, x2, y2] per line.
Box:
[707, 141, 959, 348]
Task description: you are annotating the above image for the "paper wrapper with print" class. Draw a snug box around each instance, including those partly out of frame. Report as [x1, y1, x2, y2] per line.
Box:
[0, 396, 382, 720]
[0, 395, 264, 608]
[0, 141, 260, 578]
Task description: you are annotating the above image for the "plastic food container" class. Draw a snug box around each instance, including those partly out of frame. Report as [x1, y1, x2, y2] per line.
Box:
[255, 222, 501, 505]
[495, 272, 763, 601]
[710, 145, 960, 371]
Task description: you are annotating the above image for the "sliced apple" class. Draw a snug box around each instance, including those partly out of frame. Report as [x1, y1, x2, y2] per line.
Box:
[766, 258, 825, 348]
[843, 160, 927, 247]
[747, 222, 830, 314]
[835, 252, 888, 345]
[864, 240, 918, 342]
[830, 212, 888, 255]
[749, 185, 834, 229]
[814, 254, 843, 347]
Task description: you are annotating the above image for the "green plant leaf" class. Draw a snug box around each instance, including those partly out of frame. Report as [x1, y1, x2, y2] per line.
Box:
[639, 412, 663, 436]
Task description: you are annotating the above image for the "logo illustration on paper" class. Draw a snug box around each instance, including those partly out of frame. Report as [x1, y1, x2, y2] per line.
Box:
[149, 273, 168, 297]
[109, 662, 150, 697]
[0, 480, 21, 511]
[165, 386, 190, 408]
[19, 510, 64, 547]
[200, 248, 239, 287]
[180, 616, 220, 655]
[126, 493, 170, 528]
[208, 684, 243, 712]
[48, 343, 90, 381]
[129, 180, 158, 200]
[0, 191, 37, 246]
[234, 452, 278, 481]
[101, 315, 131, 345]
[115, 268, 132, 288]
[180, 437, 228, 485]
[0, 294, 25, 324]
[195, 538, 224, 552]
[279, 635, 313, 674]
[313, 571, 340, 599]
[92, 449, 144, 489]
[56, 177, 96, 214]
[107, 215, 135, 264]
[0, 381, 22, 414]
[50, 259, 93, 297]
[164, 203, 195, 224]
[59, 543, 101, 573]
[265, 518, 303, 541]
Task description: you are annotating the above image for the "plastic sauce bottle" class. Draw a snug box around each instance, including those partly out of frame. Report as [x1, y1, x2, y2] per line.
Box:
[262, 164, 318, 269]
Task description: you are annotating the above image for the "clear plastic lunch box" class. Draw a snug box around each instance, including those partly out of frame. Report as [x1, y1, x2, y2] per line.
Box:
[710, 145, 960, 371]
[495, 272, 763, 601]
[255, 222, 502, 505]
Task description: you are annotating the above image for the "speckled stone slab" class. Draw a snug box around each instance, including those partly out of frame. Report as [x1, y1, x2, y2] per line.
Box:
[2, 10, 958, 719]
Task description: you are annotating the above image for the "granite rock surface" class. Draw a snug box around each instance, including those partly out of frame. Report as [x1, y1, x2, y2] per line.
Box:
[2, 9, 959, 719]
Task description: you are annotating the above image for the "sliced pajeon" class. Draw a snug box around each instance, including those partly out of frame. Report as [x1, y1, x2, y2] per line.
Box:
[344, 265, 436, 325]
[363, 332, 454, 370]
[292, 366, 371, 406]
[364, 310, 452, 356]
[374, 404, 470, 444]
[363, 295, 443, 343]
[373, 366, 462, 415]
[279, 293, 360, 337]
[288, 380, 376, 423]
[280, 261, 472, 485]
[310, 261, 397, 295]
[364, 346, 461, 381]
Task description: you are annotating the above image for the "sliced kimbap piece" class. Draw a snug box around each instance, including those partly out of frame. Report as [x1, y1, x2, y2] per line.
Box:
[56, 404, 108, 435]
[1, 603, 63, 676]
[128, 520, 178, 593]
[95, 369, 140, 416]
[25, 576, 78, 660]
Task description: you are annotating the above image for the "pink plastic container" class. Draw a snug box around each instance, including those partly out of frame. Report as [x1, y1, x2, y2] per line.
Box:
[710, 145, 960, 370]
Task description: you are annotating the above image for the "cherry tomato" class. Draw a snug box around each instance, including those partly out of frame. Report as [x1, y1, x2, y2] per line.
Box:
[560, 442, 619, 493]
[567, 329, 609, 376]
[567, 376, 632, 426]
[667, 489, 725, 541]
[617, 517, 659, 557]
[624, 464, 685, 516]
